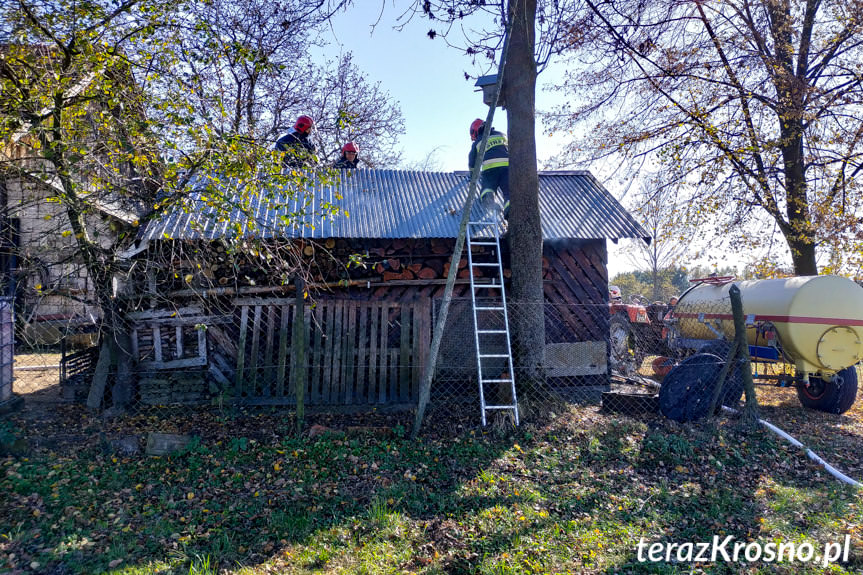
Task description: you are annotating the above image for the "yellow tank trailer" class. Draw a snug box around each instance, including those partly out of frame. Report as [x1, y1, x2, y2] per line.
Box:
[667, 275, 861, 415]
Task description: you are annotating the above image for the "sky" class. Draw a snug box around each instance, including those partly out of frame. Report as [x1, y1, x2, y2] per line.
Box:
[313, 3, 749, 282]
[315, 3, 566, 172]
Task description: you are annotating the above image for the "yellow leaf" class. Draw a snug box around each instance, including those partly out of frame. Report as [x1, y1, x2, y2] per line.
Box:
[187, 492, 195, 500]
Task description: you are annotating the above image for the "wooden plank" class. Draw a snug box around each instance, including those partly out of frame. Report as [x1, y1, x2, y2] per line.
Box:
[389, 348, 398, 402]
[379, 303, 389, 404]
[198, 327, 207, 362]
[321, 302, 334, 404]
[153, 326, 163, 363]
[141, 356, 208, 370]
[343, 303, 357, 404]
[233, 297, 295, 307]
[331, 301, 343, 404]
[276, 305, 289, 397]
[176, 326, 183, 359]
[368, 303, 379, 404]
[86, 342, 111, 409]
[412, 299, 427, 400]
[357, 305, 370, 404]
[236, 305, 249, 396]
[249, 306, 262, 395]
[127, 306, 203, 320]
[399, 304, 411, 402]
[130, 328, 139, 361]
[264, 306, 276, 396]
[311, 305, 324, 404]
[130, 315, 230, 327]
[208, 362, 231, 388]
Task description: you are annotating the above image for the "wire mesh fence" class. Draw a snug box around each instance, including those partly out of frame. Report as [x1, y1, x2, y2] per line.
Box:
[5, 288, 861, 426]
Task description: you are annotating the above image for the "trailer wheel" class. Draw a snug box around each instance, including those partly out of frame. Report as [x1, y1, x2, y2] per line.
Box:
[699, 340, 745, 408]
[659, 353, 725, 422]
[796, 366, 859, 414]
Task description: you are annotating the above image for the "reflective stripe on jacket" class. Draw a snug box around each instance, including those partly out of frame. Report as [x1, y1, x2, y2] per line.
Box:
[468, 129, 509, 172]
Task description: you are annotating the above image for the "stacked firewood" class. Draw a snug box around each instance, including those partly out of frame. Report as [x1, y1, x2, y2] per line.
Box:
[136, 237, 511, 301]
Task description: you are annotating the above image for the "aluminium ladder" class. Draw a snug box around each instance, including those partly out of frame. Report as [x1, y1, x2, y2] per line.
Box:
[466, 217, 519, 426]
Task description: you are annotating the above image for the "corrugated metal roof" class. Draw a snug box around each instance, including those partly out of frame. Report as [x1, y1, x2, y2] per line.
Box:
[141, 169, 648, 242]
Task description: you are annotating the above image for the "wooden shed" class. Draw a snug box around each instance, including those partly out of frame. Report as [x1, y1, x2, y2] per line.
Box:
[125, 169, 648, 408]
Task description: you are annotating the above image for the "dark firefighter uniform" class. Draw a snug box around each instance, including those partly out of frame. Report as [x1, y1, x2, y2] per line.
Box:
[275, 130, 317, 169]
[468, 127, 510, 218]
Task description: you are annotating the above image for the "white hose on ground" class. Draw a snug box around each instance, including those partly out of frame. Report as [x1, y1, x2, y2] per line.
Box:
[721, 406, 862, 488]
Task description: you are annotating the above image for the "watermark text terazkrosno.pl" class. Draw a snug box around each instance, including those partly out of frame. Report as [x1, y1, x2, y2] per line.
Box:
[636, 535, 852, 568]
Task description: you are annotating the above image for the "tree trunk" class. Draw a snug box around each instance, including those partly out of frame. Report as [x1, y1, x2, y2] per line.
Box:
[505, 0, 545, 390]
[778, 133, 818, 275]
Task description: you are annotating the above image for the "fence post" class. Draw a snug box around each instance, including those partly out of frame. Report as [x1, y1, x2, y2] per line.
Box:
[729, 284, 759, 428]
[293, 276, 306, 434]
[0, 296, 21, 413]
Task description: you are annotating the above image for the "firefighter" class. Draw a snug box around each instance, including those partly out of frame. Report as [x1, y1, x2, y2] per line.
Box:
[333, 141, 360, 169]
[275, 114, 317, 169]
[468, 118, 510, 219]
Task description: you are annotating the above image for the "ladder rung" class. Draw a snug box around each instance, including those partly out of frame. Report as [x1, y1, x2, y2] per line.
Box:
[469, 241, 498, 246]
[473, 283, 501, 288]
[482, 378, 513, 383]
[479, 354, 510, 358]
[471, 263, 500, 267]
[468, 220, 498, 226]
[476, 306, 505, 311]
[477, 329, 507, 334]
[485, 405, 517, 411]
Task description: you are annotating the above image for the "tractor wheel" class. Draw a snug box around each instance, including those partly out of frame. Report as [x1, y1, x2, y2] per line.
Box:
[659, 353, 726, 422]
[609, 314, 633, 371]
[796, 366, 859, 414]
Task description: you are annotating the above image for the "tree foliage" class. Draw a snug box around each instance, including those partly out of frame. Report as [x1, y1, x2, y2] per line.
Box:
[0, 0, 408, 409]
[549, 0, 863, 276]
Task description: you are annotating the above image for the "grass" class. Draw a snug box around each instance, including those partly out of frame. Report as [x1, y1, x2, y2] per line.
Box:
[0, 401, 861, 574]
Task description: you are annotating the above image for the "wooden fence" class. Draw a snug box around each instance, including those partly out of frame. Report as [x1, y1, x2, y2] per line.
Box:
[227, 298, 431, 406]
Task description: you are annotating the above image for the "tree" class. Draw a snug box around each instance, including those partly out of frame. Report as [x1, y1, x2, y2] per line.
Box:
[410, 0, 572, 394]
[549, 0, 863, 276]
[624, 174, 690, 300]
[158, 0, 404, 166]
[0, 0, 400, 409]
[304, 53, 405, 167]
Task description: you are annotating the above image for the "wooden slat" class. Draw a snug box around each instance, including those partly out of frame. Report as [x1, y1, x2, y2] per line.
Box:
[236, 306, 249, 395]
[276, 306, 289, 397]
[368, 304, 379, 404]
[264, 306, 276, 396]
[378, 303, 389, 404]
[197, 327, 207, 362]
[332, 301, 344, 404]
[141, 356, 207, 370]
[320, 302, 333, 403]
[343, 303, 356, 404]
[127, 306, 203, 320]
[153, 326, 163, 363]
[130, 328, 139, 360]
[311, 306, 324, 404]
[357, 305, 369, 404]
[175, 326, 183, 359]
[233, 297, 294, 307]
[399, 305, 411, 401]
[389, 348, 398, 402]
[249, 306, 262, 395]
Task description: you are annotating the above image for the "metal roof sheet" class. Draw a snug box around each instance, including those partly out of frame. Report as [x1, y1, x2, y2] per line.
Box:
[141, 169, 648, 242]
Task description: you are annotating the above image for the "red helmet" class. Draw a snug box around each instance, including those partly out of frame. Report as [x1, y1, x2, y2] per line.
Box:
[342, 141, 358, 154]
[470, 118, 484, 141]
[294, 114, 314, 134]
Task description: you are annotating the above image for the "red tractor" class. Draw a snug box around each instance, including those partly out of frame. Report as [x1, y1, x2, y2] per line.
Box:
[608, 286, 674, 373]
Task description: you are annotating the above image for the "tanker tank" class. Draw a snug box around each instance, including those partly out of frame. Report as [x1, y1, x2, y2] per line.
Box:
[671, 275, 863, 375]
